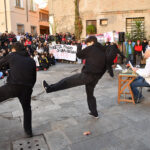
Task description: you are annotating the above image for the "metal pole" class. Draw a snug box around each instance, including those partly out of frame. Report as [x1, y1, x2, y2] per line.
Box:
[26, 0, 28, 22]
[4, 0, 8, 31]
[121, 42, 124, 64]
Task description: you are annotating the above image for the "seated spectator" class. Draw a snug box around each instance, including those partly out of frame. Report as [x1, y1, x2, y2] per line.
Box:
[43, 42, 49, 53]
[33, 51, 40, 71]
[36, 44, 44, 54]
[130, 49, 150, 103]
[39, 54, 49, 70]
[48, 53, 56, 66]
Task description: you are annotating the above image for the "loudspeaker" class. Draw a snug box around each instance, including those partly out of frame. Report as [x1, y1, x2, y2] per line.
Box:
[119, 32, 125, 42]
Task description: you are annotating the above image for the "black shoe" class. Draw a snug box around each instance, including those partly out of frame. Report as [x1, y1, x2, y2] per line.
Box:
[42, 80, 49, 93]
[135, 96, 144, 104]
[24, 129, 33, 138]
[108, 67, 114, 77]
[88, 112, 99, 119]
[147, 88, 150, 92]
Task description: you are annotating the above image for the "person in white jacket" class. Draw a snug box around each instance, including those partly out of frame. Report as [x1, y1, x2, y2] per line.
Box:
[130, 49, 150, 103]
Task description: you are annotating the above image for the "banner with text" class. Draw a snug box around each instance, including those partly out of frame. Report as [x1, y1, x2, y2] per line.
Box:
[49, 44, 77, 61]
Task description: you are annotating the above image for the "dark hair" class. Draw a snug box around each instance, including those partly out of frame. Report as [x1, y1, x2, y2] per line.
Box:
[12, 42, 25, 52]
[85, 36, 97, 44]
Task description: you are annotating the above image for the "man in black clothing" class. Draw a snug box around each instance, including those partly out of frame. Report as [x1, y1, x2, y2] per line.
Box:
[105, 42, 125, 77]
[43, 36, 106, 118]
[0, 42, 36, 137]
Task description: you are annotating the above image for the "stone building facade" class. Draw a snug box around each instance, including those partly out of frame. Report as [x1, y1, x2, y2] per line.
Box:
[0, 0, 49, 34]
[49, 0, 150, 39]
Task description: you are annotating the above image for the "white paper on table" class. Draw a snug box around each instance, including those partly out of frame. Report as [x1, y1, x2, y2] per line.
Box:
[115, 64, 123, 70]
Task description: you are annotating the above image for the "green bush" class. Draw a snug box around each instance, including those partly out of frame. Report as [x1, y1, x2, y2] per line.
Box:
[86, 25, 96, 35]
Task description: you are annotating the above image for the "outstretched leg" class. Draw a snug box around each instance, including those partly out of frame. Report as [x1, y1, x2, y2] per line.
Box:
[44, 73, 94, 93]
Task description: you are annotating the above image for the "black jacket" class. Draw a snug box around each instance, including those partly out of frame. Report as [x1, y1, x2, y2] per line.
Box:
[0, 51, 36, 87]
[77, 43, 106, 74]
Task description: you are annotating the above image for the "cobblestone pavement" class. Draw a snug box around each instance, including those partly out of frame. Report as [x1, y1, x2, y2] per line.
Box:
[0, 63, 150, 150]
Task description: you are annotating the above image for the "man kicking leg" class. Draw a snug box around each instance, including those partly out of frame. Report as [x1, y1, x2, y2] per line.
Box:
[43, 36, 106, 118]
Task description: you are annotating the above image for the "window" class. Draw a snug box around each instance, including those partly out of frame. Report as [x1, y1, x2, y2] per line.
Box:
[31, 26, 37, 35]
[30, 0, 36, 11]
[86, 20, 97, 34]
[100, 19, 108, 26]
[17, 24, 24, 34]
[39, 12, 49, 22]
[16, 0, 23, 8]
[126, 17, 145, 36]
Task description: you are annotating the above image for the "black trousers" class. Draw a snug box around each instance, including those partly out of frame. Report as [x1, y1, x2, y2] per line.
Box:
[0, 84, 33, 132]
[47, 72, 103, 115]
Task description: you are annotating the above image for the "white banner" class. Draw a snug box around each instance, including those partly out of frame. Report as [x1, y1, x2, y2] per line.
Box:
[49, 44, 77, 61]
[94, 32, 119, 43]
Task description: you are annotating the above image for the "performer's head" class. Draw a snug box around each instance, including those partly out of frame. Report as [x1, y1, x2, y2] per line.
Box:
[85, 36, 97, 46]
[12, 42, 25, 52]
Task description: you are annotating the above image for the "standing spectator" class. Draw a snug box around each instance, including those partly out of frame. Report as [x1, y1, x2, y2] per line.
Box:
[61, 34, 66, 44]
[134, 40, 142, 67]
[16, 33, 21, 41]
[142, 39, 148, 53]
[125, 40, 135, 65]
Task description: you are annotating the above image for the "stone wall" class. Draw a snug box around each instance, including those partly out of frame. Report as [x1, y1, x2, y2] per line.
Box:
[49, 0, 150, 39]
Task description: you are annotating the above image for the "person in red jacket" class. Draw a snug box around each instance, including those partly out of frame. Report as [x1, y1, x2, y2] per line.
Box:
[134, 40, 142, 67]
[24, 38, 31, 47]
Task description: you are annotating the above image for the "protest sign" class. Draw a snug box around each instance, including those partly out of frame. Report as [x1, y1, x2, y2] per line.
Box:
[49, 44, 77, 61]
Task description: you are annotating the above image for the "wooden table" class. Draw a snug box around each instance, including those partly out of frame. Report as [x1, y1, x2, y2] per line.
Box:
[118, 73, 137, 104]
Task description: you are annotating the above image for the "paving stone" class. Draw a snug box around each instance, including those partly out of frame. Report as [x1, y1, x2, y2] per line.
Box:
[0, 142, 11, 150]
[63, 113, 134, 144]
[51, 95, 76, 105]
[1, 63, 150, 150]
[33, 122, 51, 135]
[112, 126, 142, 141]
[51, 118, 78, 130]
[13, 135, 49, 150]
[70, 132, 123, 150]
[44, 130, 71, 150]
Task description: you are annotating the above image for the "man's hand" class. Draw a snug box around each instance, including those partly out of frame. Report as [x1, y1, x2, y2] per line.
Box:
[132, 67, 139, 72]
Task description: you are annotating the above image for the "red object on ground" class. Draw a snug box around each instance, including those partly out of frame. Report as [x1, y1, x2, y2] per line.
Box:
[36, 68, 39, 71]
[83, 131, 91, 136]
[44, 68, 47, 71]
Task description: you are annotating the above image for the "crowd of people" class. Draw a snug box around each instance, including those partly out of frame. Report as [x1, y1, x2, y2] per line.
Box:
[0, 31, 150, 80]
[0, 32, 77, 78]
[124, 39, 150, 67]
